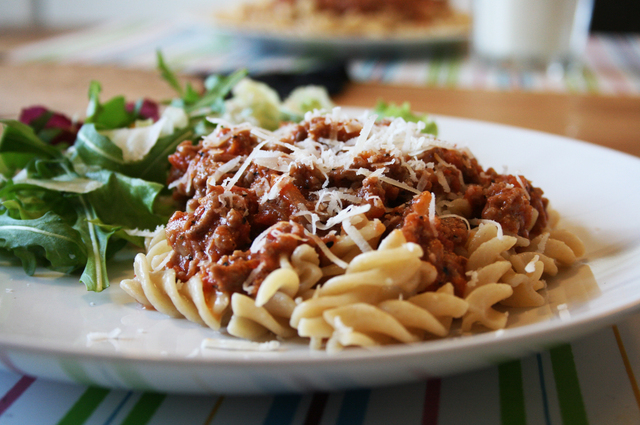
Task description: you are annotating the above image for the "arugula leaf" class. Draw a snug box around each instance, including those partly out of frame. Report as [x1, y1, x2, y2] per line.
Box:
[85, 170, 167, 230]
[85, 81, 135, 130]
[13, 247, 37, 276]
[0, 180, 76, 221]
[74, 123, 126, 172]
[156, 51, 185, 97]
[74, 123, 193, 184]
[0, 120, 62, 160]
[157, 51, 247, 116]
[0, 152, 37, 178]
[374, 100, 438, 136]
[0, 210, 87, 275]
[186, 70, 247, 114]
[123, 126, 193, 184]
[72, 196, 115, 291]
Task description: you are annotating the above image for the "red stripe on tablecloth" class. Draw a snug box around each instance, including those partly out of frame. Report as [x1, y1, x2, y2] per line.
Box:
[0, 376, 36, 416]
[422, 378, 441, 425]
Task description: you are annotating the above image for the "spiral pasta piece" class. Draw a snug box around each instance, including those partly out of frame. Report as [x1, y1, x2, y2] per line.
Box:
[462, 283, 513, 331]
[229, 293, 296, 339]
[525, 229, 585, 267]
[120, 228, 229, 330]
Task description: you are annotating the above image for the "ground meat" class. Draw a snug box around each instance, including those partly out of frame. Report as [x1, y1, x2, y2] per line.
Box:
[164, 116, 550, 299]
[482, 175, 548, 238]
[165, 186, 255, 285]
[400, 193, 468, 295]
[304, 116, 362, 141]
[207, 222, 309, 296]
[282, 0, 451, 21]
[289, 163, 326, 193]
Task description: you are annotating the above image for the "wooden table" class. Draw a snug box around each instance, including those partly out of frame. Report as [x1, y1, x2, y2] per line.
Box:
[1, 62, 639, 159]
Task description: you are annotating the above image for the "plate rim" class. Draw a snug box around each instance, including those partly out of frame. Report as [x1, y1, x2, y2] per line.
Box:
[1, 112, 639, 389]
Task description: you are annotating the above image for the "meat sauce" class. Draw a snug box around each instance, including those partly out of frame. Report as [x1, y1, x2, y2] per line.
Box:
[165, 116, 548, 298]
[277, 0, 451, 22]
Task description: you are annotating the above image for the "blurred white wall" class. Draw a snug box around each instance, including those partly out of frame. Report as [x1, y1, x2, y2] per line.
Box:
[0, 0, 232, 28]
[1, 0, 33, 27]
[1, 0, 471, 28]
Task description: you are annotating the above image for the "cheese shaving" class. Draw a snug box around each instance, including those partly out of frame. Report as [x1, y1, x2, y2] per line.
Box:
[202, 338, 281, 351]
[210, 156, 243, 186]
[515, 175, 531, 200]
[304, 230, 349, 269]
[342, 218, 373, 253]
[428, 192, 438, 235]
[222, 140, 268, 190]
[525, 255, 540, 273]
[471, 219, 505, 240]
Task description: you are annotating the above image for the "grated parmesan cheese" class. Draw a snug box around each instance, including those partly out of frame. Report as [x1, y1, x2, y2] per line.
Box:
[202, 338, 281, 351]
[525, 255, 540, 273]
[342, 218, 373, 253]
[304, 230, 348, 269]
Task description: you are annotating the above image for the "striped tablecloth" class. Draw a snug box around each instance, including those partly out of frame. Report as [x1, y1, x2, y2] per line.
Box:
[6, 17, 640, 96]
[1, 311, 639, 425]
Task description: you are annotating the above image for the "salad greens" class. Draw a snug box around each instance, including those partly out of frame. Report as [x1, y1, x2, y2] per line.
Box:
[0, 53, 436, 292]
[374, 100, 438, 136]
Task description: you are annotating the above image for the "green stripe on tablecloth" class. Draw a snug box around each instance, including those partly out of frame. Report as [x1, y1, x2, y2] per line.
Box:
[55, 387, 109, 425]
[119, 392, 166, 425]
[499, 361, 526, 425]
[550, 344, 589, 425]
[582, 67, 600, 94]
[426, 59, 444, 86]
[445, 58, 462, 88]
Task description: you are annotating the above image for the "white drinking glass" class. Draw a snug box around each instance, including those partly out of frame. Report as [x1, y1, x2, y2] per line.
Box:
[472, 0, 594, 68]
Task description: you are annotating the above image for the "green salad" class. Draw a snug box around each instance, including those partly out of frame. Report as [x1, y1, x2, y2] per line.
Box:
[0, 53, 437, 292]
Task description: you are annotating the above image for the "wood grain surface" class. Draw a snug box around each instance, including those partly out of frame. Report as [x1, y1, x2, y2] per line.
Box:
[1, 62, 638, 157]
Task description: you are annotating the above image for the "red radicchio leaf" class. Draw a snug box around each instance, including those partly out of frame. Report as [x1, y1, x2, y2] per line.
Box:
[19, 105, 81, 145]
[126, 99, 160, 122]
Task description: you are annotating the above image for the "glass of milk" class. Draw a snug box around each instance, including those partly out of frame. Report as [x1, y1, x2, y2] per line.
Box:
[472, 0, 594, 68]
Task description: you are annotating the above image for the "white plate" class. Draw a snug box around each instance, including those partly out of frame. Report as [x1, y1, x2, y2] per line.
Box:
[212, 21, 469, 57]
[0, 114, 639, 394]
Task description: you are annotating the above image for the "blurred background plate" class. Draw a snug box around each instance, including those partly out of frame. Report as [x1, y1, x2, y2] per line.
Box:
[211, 23, 469, 58]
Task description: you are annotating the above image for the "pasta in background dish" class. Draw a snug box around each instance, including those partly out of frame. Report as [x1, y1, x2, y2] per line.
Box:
[216, 0, 471, 40]
[121, 108, 585, 352]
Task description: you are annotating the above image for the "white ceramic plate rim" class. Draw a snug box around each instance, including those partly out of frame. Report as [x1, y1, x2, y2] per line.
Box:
[0, 112, 639, 392]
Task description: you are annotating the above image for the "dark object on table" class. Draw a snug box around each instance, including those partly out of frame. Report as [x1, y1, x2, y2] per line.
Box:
[250, 62, 350, 98]
[590, 0, 640, 33]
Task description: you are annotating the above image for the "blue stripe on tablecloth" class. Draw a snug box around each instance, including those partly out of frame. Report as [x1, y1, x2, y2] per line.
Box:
[102, 391, 133, 425]
[119, 392, 166, 425]
[536, 354, 553, 425]
[262, 394, 302, 425]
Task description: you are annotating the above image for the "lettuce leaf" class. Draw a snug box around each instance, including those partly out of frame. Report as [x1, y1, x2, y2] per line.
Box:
[0, 210, 87, 275]
[374, 100, 438, 136]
